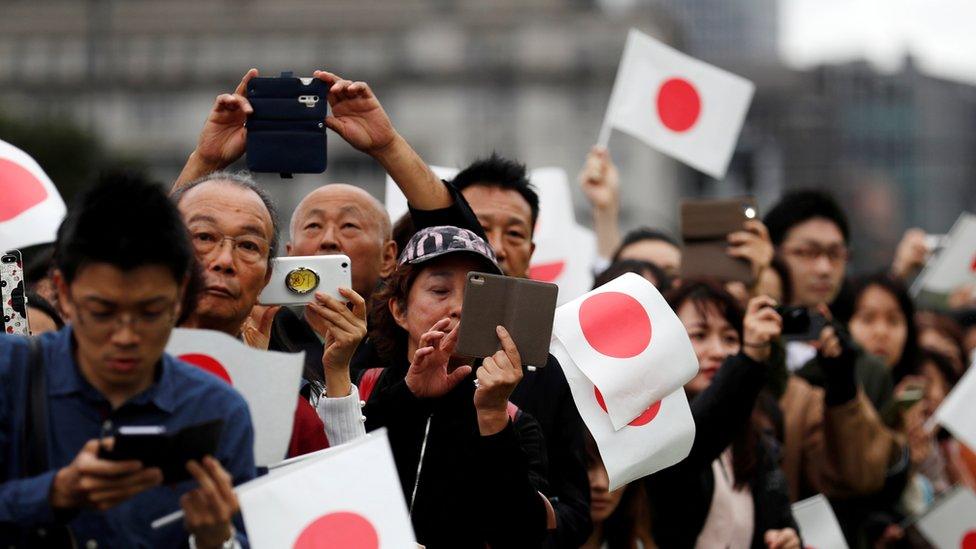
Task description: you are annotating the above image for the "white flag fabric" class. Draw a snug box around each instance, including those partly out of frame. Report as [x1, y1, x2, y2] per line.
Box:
[600, 28, 755, 179]
[165, 328, 304, 466]
[915, 487, 976, 549]
[384, 165, 459, 223]
[552, 272, 699, 429]
[910, 212, 976, 296]
[0, 139, 67, 252]
[526, 168, 596, 305]
[792, 494, 849, 549]
[934, 357, 976, 451]
[239, 430, 415, 549]
[552, 338, 693, 490]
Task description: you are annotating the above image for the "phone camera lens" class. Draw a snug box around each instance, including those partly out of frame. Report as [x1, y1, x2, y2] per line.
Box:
[341, 262, 349, 268]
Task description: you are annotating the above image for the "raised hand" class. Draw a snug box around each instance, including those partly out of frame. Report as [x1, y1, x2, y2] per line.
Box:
[474, 326, 524, 435]
[305, 287, 368, 397]
[728, 219, 774, 282]
[741, 295, 782, 362]
[195, 69, 258, 170]
[763, 528, 800, 549]
[405, 318, 472, 399]
[579, 146, 620, 213]
[314, 70, 399, 155]
[241, 304, 281, 351]
[891, 228, 929, 280]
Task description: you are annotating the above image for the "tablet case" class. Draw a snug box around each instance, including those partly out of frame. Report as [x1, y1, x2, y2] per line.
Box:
[246, 73, 328, 177]
[680, 197, 757, 285]
[456, 272, 558, 367]
[101, 419, 224, 484]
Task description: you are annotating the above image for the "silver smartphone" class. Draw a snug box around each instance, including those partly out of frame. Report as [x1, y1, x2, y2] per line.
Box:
[258, 254, 352, 305]
[1, 250, 30, 336]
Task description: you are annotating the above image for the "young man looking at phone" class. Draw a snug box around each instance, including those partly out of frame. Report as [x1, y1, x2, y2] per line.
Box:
[0, 175, 253, 548]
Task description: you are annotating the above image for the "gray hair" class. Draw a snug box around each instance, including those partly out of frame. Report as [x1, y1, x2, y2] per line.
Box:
[171, 170, 280, 271]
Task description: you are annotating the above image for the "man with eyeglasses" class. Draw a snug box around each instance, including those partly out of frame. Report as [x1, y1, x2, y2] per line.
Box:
[170, 171, 367, 456]
[764, 189, 894, 411]
[0, 174, 254, 548]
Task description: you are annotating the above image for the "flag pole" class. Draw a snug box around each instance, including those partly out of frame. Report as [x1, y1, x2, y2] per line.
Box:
[597, 29, 637, 149]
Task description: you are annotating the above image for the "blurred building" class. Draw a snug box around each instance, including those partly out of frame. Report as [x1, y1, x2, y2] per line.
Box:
[1, 0, 974, 271]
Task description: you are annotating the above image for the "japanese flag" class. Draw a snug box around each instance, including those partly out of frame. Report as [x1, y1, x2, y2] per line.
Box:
[792, 494, 849, 549]
[599, 29, 755, 179]
[915, 487, 976, 549]
[552, 272, 699, 430]
[384, 165, 459, 223]
[910, 212, 976, 296]
[934, 357, 976, 451]
[166, 328, 304, 466]
[527, 168, 596, 305]
[0, 139, 67, 251]
[553, 338, 693, 490]
[239, 430, 415, 548]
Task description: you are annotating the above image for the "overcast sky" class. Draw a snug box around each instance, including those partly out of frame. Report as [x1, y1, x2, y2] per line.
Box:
[779, 0, 976, 85]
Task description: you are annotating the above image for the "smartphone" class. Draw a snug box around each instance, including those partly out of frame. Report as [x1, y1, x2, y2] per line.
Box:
[895, 387, 925, 411]
[455, 272, 559, 367]
[258, 255, 352, 306]
[1, 250, 30, 336]
[100, 419, 223, 484]
[246, 75, 329, 175]
[680, 197, 758, 284]
[775, 306, 827, 341]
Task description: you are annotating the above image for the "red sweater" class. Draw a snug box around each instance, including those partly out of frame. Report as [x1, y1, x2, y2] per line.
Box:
[286, 396, 329, 458]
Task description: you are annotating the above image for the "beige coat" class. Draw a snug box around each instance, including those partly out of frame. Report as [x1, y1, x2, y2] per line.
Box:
[779, 376, 903, 501]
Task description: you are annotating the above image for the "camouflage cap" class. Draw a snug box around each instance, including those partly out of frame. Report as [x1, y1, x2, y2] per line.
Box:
[398, 225, 502, 275]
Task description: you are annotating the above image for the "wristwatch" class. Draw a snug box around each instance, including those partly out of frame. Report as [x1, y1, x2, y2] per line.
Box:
[188, 526, 238, 549]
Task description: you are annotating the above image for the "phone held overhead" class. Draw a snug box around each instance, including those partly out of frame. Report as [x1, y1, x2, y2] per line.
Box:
[246, 73, 329, 177]
[680, 197, 758, 284]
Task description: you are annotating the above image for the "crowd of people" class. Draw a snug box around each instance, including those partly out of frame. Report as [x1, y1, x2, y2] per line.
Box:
[2, 67, 975, 549]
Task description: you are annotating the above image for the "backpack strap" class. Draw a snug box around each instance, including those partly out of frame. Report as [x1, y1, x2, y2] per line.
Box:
[25, 337, 49, 476]
[358, 368, 384, 403]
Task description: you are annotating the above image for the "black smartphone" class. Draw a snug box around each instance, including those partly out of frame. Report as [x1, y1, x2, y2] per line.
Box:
[246, 75, 328, 175]
[775, 306, 827, 341]
[100, 419, 224, 484]
[680, 197, 758, 284]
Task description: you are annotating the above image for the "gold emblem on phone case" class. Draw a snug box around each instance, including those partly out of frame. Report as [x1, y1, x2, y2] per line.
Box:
[285, 267, 320, 295]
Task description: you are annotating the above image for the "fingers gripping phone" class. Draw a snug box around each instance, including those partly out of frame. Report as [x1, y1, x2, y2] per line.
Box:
[98, 419, 224, 484]
[1, 250, 30, 336]
[680, 197, 758, 284]
[258, 255, 352, 306]
[455, 272, 559, 368]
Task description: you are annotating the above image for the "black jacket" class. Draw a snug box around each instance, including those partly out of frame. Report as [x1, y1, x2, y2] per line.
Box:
[407, 181, 593, 547]
[362, 354, 549, 548]
[646, 353, 799, 548]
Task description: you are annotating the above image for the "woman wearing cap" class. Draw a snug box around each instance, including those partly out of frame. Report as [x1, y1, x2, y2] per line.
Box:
[362, 226, 551, 548]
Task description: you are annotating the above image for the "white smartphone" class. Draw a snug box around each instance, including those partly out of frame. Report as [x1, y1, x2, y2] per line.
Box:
[258, 255, 352, 306]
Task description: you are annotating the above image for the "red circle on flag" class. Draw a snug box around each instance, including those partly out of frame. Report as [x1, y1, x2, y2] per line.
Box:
[656, 78, 701, 132]
[293, 511, 379, 549]
[970, 253, 976, 273]
[0, 158, 49, 222]
[961, 530, 976, 549]
[179, 353, 232, 385]
[529, 260, 566, 282]
[578, 292, 652, 359]
[594, 387, 661, 426]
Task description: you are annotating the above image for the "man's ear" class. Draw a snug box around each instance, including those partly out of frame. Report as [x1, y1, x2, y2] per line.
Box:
[529, 241, 536, 260]
[285, 241, 293, 255]
[379, 240, 398, 278]
[53, 270, 75, 321]
[389, 297, 409, 331]
[173, 273, 190, 321]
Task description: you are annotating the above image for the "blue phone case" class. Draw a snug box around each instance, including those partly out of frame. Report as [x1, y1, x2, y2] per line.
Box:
[246, 74, 328, 176]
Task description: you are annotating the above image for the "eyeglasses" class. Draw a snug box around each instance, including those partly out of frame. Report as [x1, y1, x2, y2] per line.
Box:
[781, 245, 850, 264]
[189, 228, 270, 265]
[73, 302, 177, 336]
